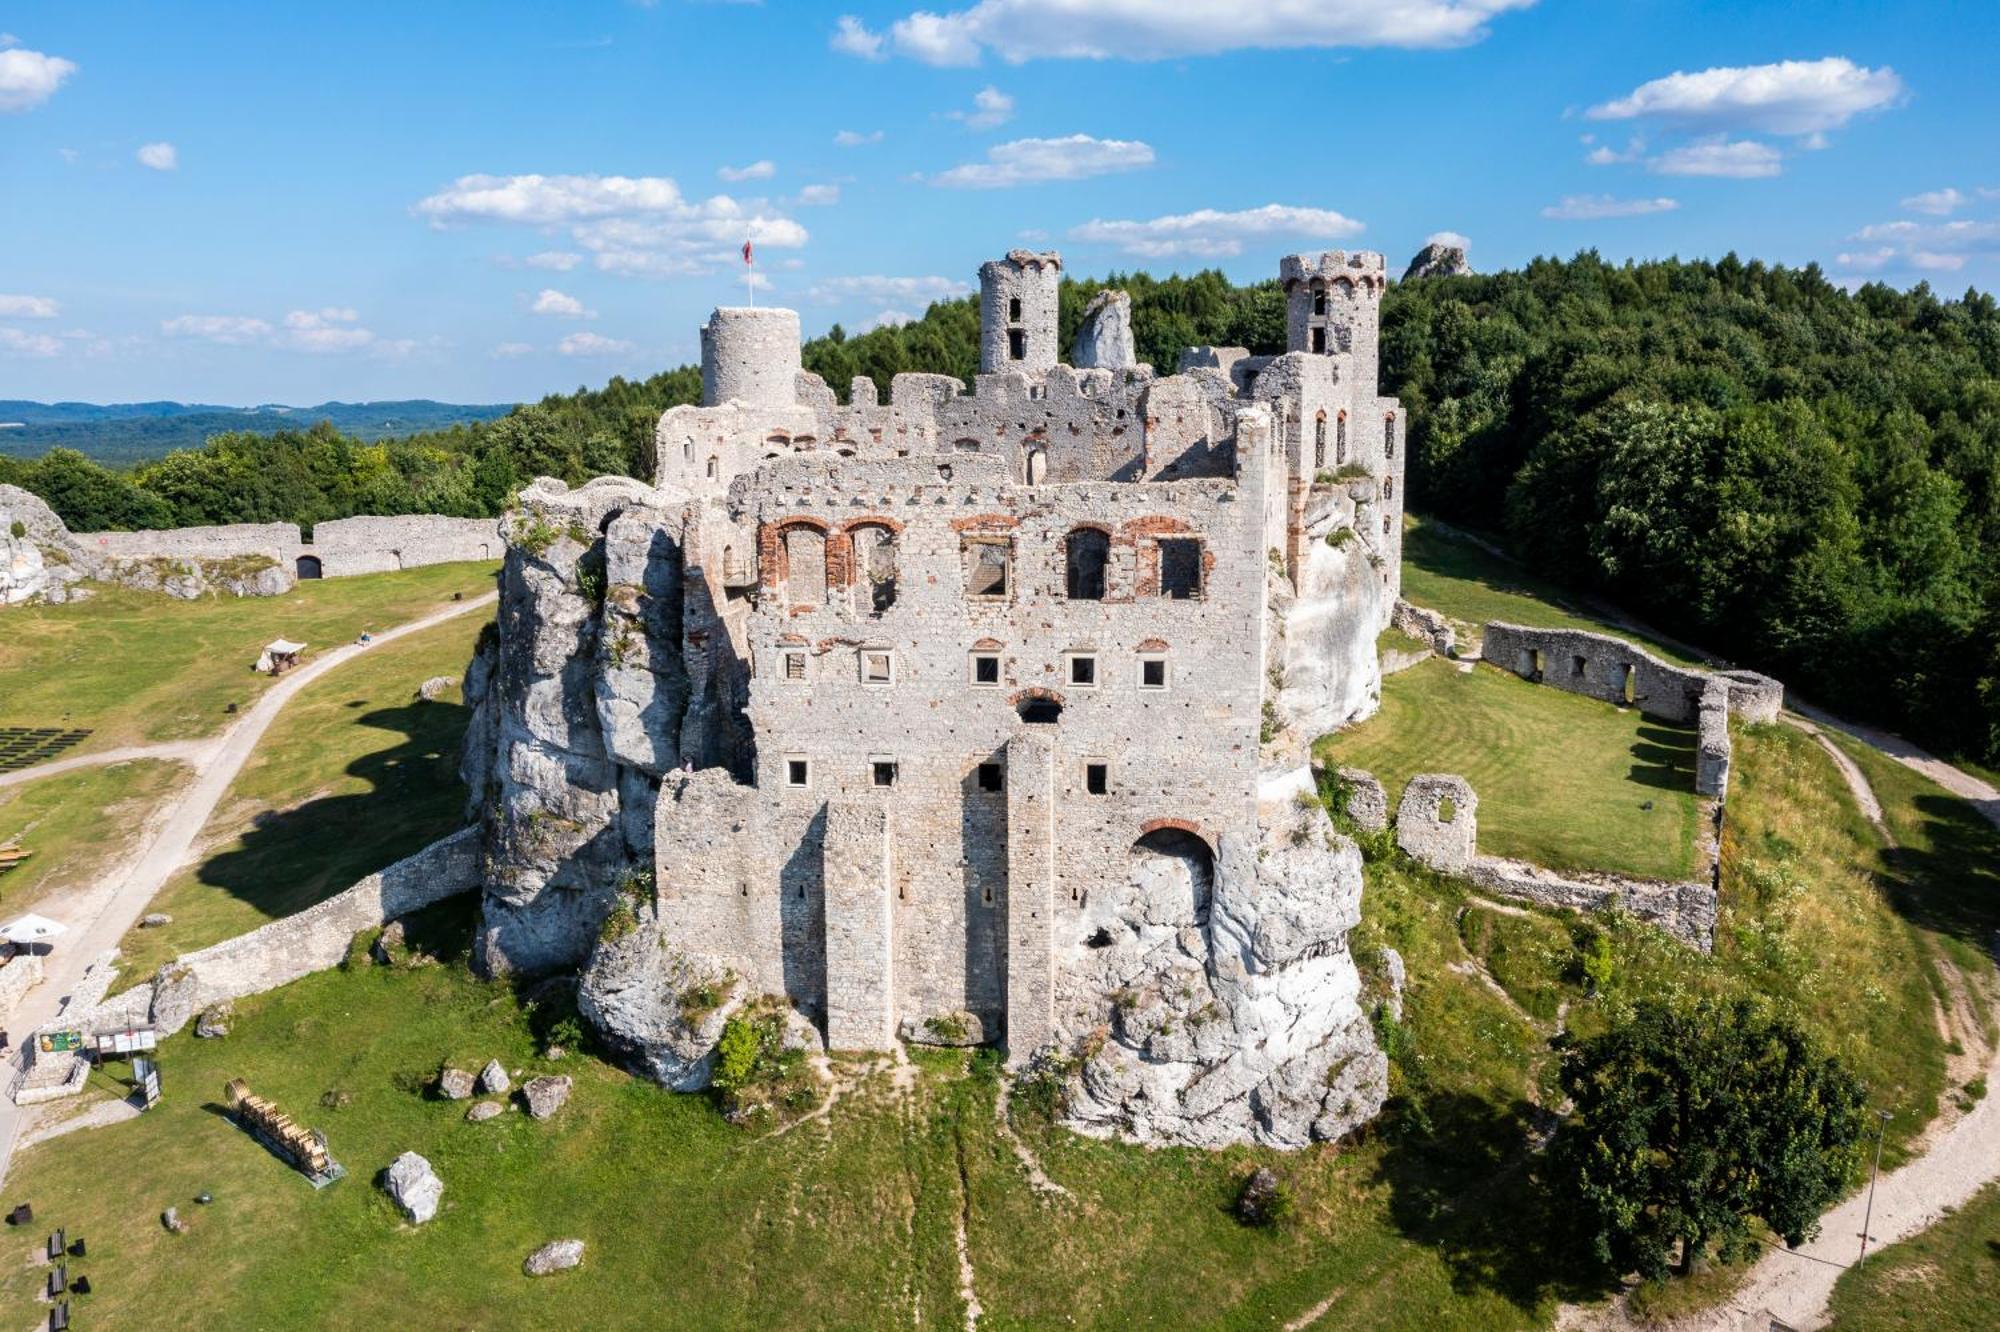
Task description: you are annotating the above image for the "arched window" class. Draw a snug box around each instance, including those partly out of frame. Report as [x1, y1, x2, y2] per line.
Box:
[953, 437, 982, 454]
[1313, 412, 1327, 470]
[851, 523, 897, 613]
[1336, 411, 1348, 464]
[1384, 414, 1396, 459]
[684, 439, 694, 463]
[1026, 446, 1047, 485]
[782, 525, 827, 606]
[1065, 528, 1109, 600]
[706, 456, 719, 481]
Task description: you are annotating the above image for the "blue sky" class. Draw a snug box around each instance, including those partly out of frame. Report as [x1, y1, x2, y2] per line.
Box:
[1, 0, 1995, 406]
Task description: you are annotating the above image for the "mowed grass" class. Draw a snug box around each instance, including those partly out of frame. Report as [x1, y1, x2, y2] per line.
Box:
[114, 614, 485, 981]
[1822, 1179, 2000, 1330]
[0, 562, 497, 753]
[1401, 516, 1702, 666]
[1318, 656, 1701, 881]
[0, 899, 1574, 1332]
[0, 759, 193, 916]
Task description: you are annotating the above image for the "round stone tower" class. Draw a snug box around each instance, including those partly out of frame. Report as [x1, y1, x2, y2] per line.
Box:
[978, 250, 1062, 375]
[701, 306, 803, 409]
[1280, 252, 1386, 373]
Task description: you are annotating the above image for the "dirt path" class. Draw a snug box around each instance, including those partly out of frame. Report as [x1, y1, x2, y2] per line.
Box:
[0, 740, 214, 791]
[1782, 715, 1889, 839]
[0, 591, 497, 1188]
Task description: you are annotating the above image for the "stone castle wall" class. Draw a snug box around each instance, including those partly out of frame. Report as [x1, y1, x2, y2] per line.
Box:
[308, 514, 504, 576]
[77, 521, 302, 566]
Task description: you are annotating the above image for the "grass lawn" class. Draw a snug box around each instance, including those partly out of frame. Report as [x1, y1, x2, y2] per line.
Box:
[0, 759, 193, 917]
[0, 562, 497, 755]
[1317, 656, 1701, 881]
[1822, 1179, 2000, 1330]
[1401, 516, 1702, 666]
[0, 899, 1582, 1332]
[113, 614, 484, 982]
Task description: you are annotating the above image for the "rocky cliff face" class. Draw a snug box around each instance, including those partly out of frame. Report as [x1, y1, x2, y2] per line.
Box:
[0, 484, 88, 606]
[1070, 289, 1137, 370]
[1403, 242, 1473, 280]
[1060, 799, 1386, 1149]
[463, 475, 694, 976]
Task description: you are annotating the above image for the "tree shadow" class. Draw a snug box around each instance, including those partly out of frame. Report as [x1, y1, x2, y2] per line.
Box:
[1873, 791, 2000, 950]
[1628, 724, 1698, 793]
[1374, 1092, 1615, 1310]
[183, 697, 472, 923]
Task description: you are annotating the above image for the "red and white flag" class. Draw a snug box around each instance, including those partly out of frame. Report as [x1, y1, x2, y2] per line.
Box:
[742, 240, 754, 267]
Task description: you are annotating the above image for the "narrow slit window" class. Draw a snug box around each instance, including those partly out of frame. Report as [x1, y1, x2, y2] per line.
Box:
[1337, 413, 1347, 463]
[706, 457, 719, 481]
[1384, 416, 1396, 458]
[1084, 762, 1108, 796]
[1314, 414, 1326, 470]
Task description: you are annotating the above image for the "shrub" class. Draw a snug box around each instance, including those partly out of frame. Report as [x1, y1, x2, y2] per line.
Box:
[8, 520, 24, 539]
[1234, 1167, 1295, 1227]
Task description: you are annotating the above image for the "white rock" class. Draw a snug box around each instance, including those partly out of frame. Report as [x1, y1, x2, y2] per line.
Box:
[383, 1151, 443, 1224]
[478, 1058, 510, 1095]
[523, 1238, 585, 1276]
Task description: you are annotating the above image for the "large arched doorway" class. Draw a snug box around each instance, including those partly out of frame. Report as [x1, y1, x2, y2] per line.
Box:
[296, 554, 323, 580]
[1129, 827, 1214, 929]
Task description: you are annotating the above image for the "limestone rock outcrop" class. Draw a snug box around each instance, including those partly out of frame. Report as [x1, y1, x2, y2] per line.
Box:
[523, 1239, 585, 1277]
[578, 919, 745, 1089]
[0, 484, 86, 607]
[1070, 289, 1136, 370]
[1059, 797, 1386, 1149]
[384, 1151, 443, 1224]
[1403, 242, 1473, 280]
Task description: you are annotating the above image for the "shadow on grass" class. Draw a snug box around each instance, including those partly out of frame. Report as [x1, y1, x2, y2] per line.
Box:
[1875, 792, 2000, 951]
[1629, 724, 1698, 793]
[187, 698, 471, 923]
[1375, 1092, 1613, 1310]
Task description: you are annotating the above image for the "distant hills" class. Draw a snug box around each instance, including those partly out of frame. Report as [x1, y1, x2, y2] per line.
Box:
[0, 399, 517, 464]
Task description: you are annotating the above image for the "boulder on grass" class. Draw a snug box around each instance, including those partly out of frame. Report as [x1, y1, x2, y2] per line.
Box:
[383, 1151, 443, 1225]
[436, 1066, 475, 1100]
[522, 1074, 572, 1120]
[478, 1059, 510, 1095]
[523, 1238, 584, 1277]
[466, 1101, 503, 1124]
[194, 1004, 232, 1039]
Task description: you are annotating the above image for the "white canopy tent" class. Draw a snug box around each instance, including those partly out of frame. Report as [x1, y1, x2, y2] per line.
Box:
[255, 638, 308, 674]
[1, 913, 67, 945]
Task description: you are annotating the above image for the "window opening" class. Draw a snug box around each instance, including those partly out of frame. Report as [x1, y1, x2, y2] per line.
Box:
[1084, 762, 1108, 796]
[1008, 296, 1022, 321]
[781, 650, 806, 681]
[1314, 414, 1326, 469]
[1017, 697, 1062, 725]
[1008, 328, 1028, 361]
[1158, 539, 1202, 599]
[971, 653, 1001, 686]
[1337, 412, 1347, 463]
[1068, 655, 1097, 687]
[1310, 326, 1326, 354]
[1065, 528, 1109, 600]
[1139, 657, 1167, 690]
[859, 650, 894, 685]
[785, 758, 809, 788]
[872, 761, 897, 788]
[853, 524, 897, 613]
[965, 539, 1011, 599]
[976, 762, 1004, 792]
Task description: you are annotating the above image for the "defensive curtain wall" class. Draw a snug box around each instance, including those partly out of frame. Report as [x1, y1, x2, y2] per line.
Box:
[73, 514, 503, 583]
[1479, 621, 1783, 799]
[9, 828, 481, 1101]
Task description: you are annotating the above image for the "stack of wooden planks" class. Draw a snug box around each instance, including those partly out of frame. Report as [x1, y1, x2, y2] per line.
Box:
[224, 1078, 332, 1176]
[0, 841, 31, 875]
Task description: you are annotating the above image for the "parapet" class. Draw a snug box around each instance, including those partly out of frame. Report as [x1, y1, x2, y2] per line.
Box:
[702, 307, 804, 410]
[1279, 252, 1388, 289]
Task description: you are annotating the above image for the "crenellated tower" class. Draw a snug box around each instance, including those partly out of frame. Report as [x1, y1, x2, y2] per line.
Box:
[1280, 251, 1386, 384]
[978, 250, 1062, 374]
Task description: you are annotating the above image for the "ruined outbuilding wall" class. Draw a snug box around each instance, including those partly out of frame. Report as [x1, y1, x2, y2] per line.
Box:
[75, 521, 302, 565]
[309, 514, 504, 576]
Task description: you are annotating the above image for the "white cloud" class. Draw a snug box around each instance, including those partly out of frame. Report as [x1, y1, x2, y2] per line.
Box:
[1901, 187, 1966, 216]
[161, 314, 275, 345]
[525, 250, 583, 270]
[830, 15, 885, 60]
[1541, 194, 1679, 220]
[0, 35, 18, 49]
[860, 310, 915, 331]
[793, 183, 840, 206]
[281, 307, 374, 352]
[492, 342, 536, 358]
[1588, 57, 1903, 136]
[0, 47, 76, 112]
[136, 141, 178, 171]
[1835, 247, 1896, 272]
[1585, 136, 1644, 166]
[1910, 251, 1967, 272]
[1425, 231, 1471, 251]
[833, 129, 884, 147]
[0, 327, 62, 357]
[530, 288, 597, 319]
[841, 1, 1534, 65]
[933, 134, 1154, 188]
[1069, 203, 1364, 258]
[719, 159, 776, 182]
[807, 275, 974, 305]
[1847, 218, 2000, 273]
[0, 294, 59, 319]
[1649, 138, 1782, 178]
[415, 172, 808, 281]
[949, 85, 1015, 130]
[558, 331, 635, 357]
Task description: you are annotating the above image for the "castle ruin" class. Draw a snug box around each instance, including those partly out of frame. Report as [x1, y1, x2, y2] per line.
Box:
[463, 248, 1406, 1148]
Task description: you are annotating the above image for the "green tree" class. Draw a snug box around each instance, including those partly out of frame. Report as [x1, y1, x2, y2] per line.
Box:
[1552, 998, 1868, 1280]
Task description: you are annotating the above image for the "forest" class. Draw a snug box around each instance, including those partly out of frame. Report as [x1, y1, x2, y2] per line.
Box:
[6, 254, 1998, 763]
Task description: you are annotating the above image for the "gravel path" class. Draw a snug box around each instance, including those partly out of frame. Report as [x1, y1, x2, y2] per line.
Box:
[0, 591, 496, 1186]
[1782, 715, 1889, 838]
[0, 740, 215, 790]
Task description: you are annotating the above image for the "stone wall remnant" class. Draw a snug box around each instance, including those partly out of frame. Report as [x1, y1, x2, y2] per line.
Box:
[1395, 774, 1477, 871]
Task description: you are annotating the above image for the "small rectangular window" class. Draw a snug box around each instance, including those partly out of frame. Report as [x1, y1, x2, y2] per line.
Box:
[1310, 326, 1326, 353]
[1572, 655, 1587, 678]
[1084, 762, 1108, 796]
[1008, 328, 1027, 361]
[970, 653, 1001, 686]
[1068, 655, 1097, 687]
[1139, 656, 1167, 690]
[785, 758, 810, 788]
[1159, 539, 1202, 600]
[781, 650, 807, 681]
[872, 760, 897, 788]
[859, 649, 894, 685]
[1008, 296, 1022, 322]
[976, 762, 1004, 792]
